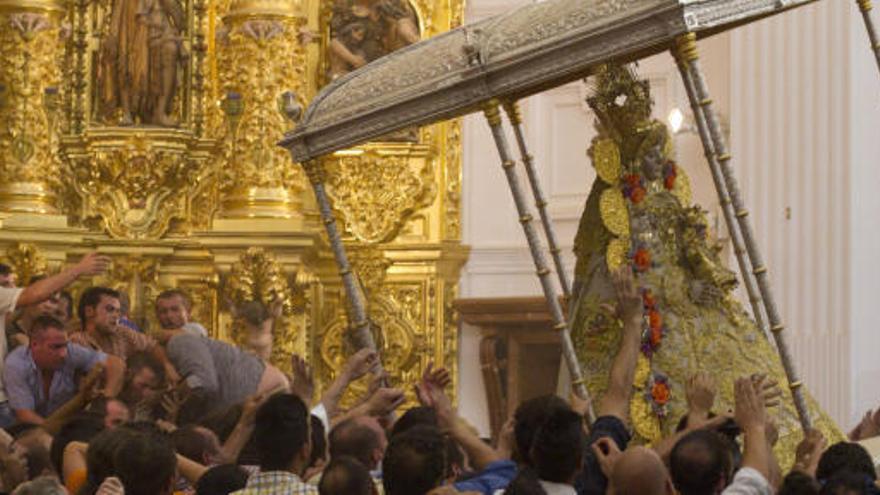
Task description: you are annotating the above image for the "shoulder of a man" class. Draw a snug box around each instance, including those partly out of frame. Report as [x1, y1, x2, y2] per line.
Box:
[721, 467, 772, 495]
[0, 288, 23, 315]
[66, 342, 107, 370]
[4, 345, 29, 371]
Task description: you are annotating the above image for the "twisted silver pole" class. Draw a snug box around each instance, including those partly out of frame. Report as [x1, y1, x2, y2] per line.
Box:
[483, 100, 595, 423]
[502, 101, 572, 298]
[673, 56, 769, 338]
[302, 160, 385, 376]
[858, 0, 880, 75]
[674, 34, 811, 431]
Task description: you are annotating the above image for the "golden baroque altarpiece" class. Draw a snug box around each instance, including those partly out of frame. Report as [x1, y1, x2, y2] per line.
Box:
[0, 0, 467, 399]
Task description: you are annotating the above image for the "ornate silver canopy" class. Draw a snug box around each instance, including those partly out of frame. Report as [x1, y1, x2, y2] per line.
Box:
[281, 0, 817, 161]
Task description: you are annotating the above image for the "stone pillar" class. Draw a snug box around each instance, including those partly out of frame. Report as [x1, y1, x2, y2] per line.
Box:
[0, 0, 65, 214]
[215, 0, 307, 219]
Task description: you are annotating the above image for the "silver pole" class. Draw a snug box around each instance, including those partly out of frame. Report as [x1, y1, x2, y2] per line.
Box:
[674, 34, 811, 431]
[673, 57, 769, 338]
[302, 160, 385, 376]
[482, 100, 595, 423]
[502, 101, 572, 298]
[857, 0, 880, 75]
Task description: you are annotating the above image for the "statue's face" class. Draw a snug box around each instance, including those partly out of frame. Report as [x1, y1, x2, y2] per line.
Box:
[642, 145, 664, 181]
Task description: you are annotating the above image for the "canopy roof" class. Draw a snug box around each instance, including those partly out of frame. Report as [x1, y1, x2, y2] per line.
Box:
[282, 0, 817, 161]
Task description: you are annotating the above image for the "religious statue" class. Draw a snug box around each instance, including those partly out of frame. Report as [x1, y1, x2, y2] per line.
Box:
[327, 0, 419, 81]
[96, 0, 188, 126]
[569, 65, 841, 467]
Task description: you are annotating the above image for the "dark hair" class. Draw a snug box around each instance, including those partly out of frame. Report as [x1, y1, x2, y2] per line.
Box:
[503, 467, 547, 495]
[513, 395, 571, 465]
[0, 263, 11, 276]
[779, 471, 820, 495]
[329, 418, 383, 469]
[530, 408, 585, 483]
[50, 413, 105, 474]
[309, 415, 327, 469]
[79, 427, 139, 495]
[254, 394, 310, 471]
[77, 287, 120, 328]
[113, 430, 177, 495]
[382, 425, 446, 495]
[156, 289, 192, 310]
[126, 351, 167, 384]
[30, 315, 66, 340]
[172, 425, 220, 464]
[319, 456, 375, 495]
[817, 442, 877, 482]
[14, 427, 55, 479]
[670, 429, 735, 495]
[391, 407, 437, 437]
[195, 464, 249, 495]
[819, 470, 879, 495]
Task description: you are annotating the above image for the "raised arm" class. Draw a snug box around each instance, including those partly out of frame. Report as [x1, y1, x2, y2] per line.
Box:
[597, 267, 644, 421]
[17, 253, 110, 307]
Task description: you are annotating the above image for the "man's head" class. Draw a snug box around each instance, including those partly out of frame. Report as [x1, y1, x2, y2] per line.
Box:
[670, 429, 735, 495]
[78, 287, 121, 333]
[254, 393, 311, 474]
[319, 456, 376, 495]
[817, 442, 877, 483]
[611, 447, 676, 495]
[113, 430, 177, 495]
[172, 425, 223, 466]
[309, 414, 328, 470]
[20, 275, 60, 323]
[11, 476, 66, 495]
[513, 394, 571, 465]
[29, 315, 69, 371]
[155, 289, 192, 329]
[329, 415, 387, 470]
[0, 263, 15, 288]
[382, 425, 446, 495]
[121, 351, 166, 406]
[530, 408, 585, 485]
[195, 464, 249, 495]
[12, 425, 55, 479]
[87, 397, 131, 429]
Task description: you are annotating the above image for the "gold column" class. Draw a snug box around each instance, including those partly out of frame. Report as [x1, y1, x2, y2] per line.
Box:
[0, 0, 65, 214]
[215, 0, 308, 219]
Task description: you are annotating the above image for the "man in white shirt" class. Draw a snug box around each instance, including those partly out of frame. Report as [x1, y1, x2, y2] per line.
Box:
[0, 252, 110, 426]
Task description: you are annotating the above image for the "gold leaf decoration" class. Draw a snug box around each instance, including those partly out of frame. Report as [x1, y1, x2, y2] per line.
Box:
[599, 188, 630, 237]
[590, 138, 621, 186]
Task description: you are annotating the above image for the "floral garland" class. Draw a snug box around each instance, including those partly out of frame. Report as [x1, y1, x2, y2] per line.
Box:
[622, 162, 680, 418]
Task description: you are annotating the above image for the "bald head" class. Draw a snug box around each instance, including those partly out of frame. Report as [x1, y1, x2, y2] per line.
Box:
[611, 447, 674, 495]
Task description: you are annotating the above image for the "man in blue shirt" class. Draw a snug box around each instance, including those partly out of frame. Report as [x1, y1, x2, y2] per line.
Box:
[4, 314, 124, 424]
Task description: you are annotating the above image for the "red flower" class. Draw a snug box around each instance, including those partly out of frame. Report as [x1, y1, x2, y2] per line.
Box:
[633, 249, 651, 272]
[624, 174, 642, 188]
[664, 175, 676, 190]
[648, 310, 662, 330]
[652, 381, 670, 405]
[642, 290, 656, 309]
[650, 326, 663, 347]
[630, 186, 646, 204]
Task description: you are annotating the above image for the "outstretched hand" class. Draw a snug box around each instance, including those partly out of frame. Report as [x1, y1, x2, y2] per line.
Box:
[290, 354, 315, 406]
[611, 266, 643, 324]
[343, 348, 379, 382]
[74, 252, 112, 277]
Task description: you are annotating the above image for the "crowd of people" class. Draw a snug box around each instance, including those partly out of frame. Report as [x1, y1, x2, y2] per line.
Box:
[0, 254, 877, 495]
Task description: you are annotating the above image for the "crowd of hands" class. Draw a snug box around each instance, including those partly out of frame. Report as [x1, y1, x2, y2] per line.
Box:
[0, 255, 879, 495]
